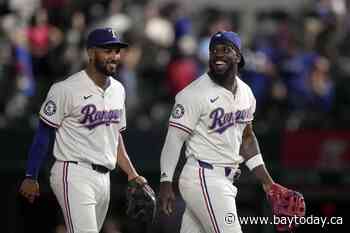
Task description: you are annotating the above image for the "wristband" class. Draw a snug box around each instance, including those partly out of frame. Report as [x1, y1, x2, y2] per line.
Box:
[245, 153, 264, 171]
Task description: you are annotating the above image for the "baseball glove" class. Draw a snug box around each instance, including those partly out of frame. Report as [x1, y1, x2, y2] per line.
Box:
[266, 183, 306, 232]
[126, 176, 157, 223]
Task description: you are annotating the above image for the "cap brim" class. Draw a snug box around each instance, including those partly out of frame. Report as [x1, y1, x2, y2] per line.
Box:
[209, 38, 230, 49]
[95, 42, 129, 49]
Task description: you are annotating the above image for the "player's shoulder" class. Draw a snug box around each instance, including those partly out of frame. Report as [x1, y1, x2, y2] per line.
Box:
[109, 78, 126, 99]
[48, 79, 68, 93]
[109, 77, 125, 91]
[236, 76, 251, 91]
[175, 73, 210, 100]
[237, 76, 255, 99]
[53, 70, 85, 88]
[46, 71, 86, 97]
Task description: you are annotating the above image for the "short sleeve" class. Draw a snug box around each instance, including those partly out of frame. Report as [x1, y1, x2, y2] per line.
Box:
[236, 85, 256, 123]
[244, 88, 256, 122]
[168, 92, 201, 134]
[119, 103, 126, 132]
[246, 97, 256, 122]
[118, 85, 126, 132]
[39, 83, 71, 128]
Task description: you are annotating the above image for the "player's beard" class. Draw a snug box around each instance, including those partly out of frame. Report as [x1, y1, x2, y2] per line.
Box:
[208, 61, 235, 85]
[95, 59, 119, 77]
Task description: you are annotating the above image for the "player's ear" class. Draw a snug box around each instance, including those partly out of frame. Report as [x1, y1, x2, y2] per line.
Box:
[232, 46, 241, 64]
[233, 53, 241, 64]
[87, 48, 95, 60]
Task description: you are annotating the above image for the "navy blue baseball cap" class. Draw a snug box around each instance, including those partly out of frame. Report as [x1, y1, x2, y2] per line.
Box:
[209, 31, 245, 68]
[87, 27, 128, 49]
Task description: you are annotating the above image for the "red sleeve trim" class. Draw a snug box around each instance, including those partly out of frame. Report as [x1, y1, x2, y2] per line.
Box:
[39, 115, 60, 128]
[169, 121, 193, 134]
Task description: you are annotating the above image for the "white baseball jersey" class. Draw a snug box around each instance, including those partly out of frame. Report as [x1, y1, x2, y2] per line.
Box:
[169, 73, 256, 166]
[39, 70, 126, 170]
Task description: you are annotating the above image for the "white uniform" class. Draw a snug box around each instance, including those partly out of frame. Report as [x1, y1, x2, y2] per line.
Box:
[168, 73, 256, 233]
[39, 70, 126, 233]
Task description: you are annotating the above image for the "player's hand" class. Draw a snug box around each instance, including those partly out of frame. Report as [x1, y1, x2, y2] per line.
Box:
[19, 178, 40, 204]
[262, 181, 274, 193]
[159, 181, 176, 216]
[128, 175, 147, 185]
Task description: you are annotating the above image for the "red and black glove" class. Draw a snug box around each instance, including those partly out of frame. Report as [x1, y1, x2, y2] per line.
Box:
[266, 183, 306, 232]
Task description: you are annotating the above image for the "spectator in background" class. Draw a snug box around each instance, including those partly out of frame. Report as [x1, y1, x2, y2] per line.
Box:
[166, 36, 197, 97]
[134, 1, 175, 127]
[27, 8, 51, 77]
[118, 30, 143, 119]
[166, 15, 198, 97]
[0, 13, 37, 126]
[8, 0, 40, 23]
[302, 56, 334, 128]
[63, 10, 87, 75]
[41, 0, 70, 28]
[27, 8, 64, 81]
[100, 0, 132, 35]
[309, 56, 333, 112]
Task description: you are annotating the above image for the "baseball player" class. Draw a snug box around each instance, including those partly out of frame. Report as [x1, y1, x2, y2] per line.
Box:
[19, 27, 152, 233]
[159, 31, 277, 233]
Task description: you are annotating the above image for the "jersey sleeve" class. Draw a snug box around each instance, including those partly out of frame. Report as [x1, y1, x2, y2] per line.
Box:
[244, 88, 256, 122]
[236, 85, 256, 123]
[246, 95, 256, 122]
[39, 83, 71, 128]
[119, 104, 126, 132]
[168, 91, 202, 134]
[119, 86, 126, 132]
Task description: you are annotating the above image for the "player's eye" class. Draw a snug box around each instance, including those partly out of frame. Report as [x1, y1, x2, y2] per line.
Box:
[224, 47, 231, 54]
[210, 46, 233, 55]
[107, 48, 121, 54]
[98, 48, 120, 54]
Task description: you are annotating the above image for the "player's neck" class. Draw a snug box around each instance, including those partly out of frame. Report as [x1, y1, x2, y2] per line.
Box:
[222, 75, 237, 94]
[85, 67, 109, 90]
[208, 71, 237, 94]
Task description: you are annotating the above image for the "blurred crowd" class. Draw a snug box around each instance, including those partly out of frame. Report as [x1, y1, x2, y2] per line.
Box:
[0, 0, 350, 133]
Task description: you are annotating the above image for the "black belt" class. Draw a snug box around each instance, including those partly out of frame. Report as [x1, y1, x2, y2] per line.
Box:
[198, 160, 233, 177]
[67, 161, 110, 174]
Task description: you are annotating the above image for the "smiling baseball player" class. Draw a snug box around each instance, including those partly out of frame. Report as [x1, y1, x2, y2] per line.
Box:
[159, 31, 305, 233]
[19, 27, 154, 233]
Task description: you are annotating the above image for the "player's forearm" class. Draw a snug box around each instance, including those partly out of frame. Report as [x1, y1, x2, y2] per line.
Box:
[240, 123, 274, 190]
[116, 134, 139, 180]
[244, 151, 275, 191]
[160, 127, 188, 182]
[251, 165, 274, 191]
[26, 120, 55, 179]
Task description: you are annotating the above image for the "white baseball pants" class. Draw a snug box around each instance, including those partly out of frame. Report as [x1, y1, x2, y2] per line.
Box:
[179, 159, 243, 233]
[50, 161, 110, 233]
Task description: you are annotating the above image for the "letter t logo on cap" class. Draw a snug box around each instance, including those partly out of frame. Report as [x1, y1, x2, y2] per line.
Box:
[109, 28, 118, 39]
